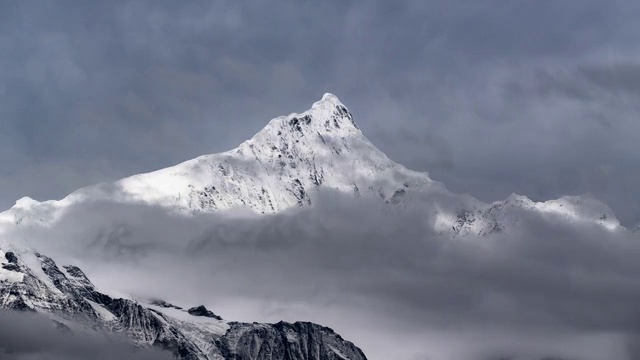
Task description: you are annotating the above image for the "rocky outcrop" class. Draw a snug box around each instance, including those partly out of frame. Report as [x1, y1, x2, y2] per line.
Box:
[217, 321, 367, 360]
[188, 305, 223, 320]
[0, 248, 367, 360]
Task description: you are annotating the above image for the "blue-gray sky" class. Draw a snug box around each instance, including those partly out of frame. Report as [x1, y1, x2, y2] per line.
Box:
[2, 0, 640, 225]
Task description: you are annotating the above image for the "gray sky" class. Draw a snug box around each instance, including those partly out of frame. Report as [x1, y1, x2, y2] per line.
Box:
[5, 3, 640, 359]
[2, 1, 640, 225]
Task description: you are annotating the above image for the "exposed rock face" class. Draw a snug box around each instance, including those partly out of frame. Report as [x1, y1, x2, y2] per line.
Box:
[188, 305, 223, 320]
[4, 251, 17, 263]
[0, 248, 211, 358]
[217, 321, 366, 360]
[152, 299, 184, 310]
[0, 248, 367, 360]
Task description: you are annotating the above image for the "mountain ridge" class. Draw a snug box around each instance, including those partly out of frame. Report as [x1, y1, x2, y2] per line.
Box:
[0, 245, 368, 360]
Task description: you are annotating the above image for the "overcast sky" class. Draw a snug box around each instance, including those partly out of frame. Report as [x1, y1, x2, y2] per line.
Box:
[2, 1, 640, 225]
[3, 3, 640, 359]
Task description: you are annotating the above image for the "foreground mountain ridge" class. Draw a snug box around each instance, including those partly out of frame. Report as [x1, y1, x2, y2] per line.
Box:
[0, 93, 622, 237]
[0, 244, 368, 360]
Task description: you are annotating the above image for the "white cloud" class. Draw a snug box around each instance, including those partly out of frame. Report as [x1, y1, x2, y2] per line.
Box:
[5, 190, 640, 359]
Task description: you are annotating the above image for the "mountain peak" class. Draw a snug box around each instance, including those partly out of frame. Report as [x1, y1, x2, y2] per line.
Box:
[261, 93, 360, 138]
[316, 92, 345, 108]
[315, 92, 359, 129]
[231, 94, 363, 165]
[320, 92, 342, 103]
[13, 197, 39, 209]
[0, 93, 434, 222]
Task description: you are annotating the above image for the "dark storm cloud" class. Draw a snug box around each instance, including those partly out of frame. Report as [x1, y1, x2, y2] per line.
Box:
[0, 311, 171, 360]
[8, 191, 640, 359]
[2, 0, 640, 227]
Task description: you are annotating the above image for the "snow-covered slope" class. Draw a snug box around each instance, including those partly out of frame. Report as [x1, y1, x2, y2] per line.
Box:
[0, 93, 622, 237]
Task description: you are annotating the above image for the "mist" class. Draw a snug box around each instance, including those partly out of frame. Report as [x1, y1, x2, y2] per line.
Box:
[0, 311, 171, 360]
[4, 190, 639, 360]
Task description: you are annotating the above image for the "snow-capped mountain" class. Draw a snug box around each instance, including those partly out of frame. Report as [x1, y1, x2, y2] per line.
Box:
[0, 94, 441, 230]
[0, 93, 624, 360]
[0, 93, 622, 237]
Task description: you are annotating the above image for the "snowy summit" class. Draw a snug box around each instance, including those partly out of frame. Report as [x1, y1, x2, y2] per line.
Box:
[0, 93, 622, 236]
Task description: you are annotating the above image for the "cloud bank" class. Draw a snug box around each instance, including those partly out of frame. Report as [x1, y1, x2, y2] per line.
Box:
[5, 190, 639, 359]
